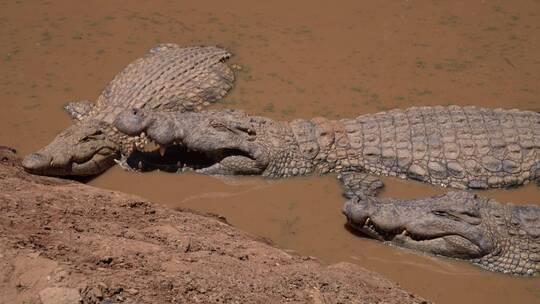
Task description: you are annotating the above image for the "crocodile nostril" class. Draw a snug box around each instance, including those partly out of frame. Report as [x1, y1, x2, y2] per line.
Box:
[22, 153, 52, 171]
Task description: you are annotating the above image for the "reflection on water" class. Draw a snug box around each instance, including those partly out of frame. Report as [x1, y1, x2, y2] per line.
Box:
[1, 1, 539, 303]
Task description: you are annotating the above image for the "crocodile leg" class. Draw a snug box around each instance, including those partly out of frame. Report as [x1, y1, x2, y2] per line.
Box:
[337, 170, 384, 199]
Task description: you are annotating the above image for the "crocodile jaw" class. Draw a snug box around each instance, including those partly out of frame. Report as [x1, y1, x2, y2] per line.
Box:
[348, 217, 483, 259]
[22, 147, 117, 176]
[343, 193, 492, 260]
[115, 109, 270, 175]
[22, 120, 119, 176]
[124, 137, 265, 175]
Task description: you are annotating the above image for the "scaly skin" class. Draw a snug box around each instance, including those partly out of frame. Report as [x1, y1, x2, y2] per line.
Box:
[342, 191, 540, 276]
[22, 44, 234, 176]
[114, 105, 540, 189]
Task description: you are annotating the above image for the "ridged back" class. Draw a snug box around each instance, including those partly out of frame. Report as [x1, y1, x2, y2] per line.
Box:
[90, 44, 234, 124]
[301, 106, 540, 188]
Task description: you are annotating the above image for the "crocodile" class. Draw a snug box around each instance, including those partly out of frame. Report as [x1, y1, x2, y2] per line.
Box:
[342, 191, 540, 276]
[113, 105, 540, 192]
[22, 44, 234, 176]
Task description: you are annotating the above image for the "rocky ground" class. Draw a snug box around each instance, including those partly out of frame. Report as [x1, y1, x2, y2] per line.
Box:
[0, 147, 428, 304]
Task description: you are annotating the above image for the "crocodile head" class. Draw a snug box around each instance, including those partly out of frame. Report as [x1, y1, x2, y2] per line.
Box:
[343, 191, 495, 260]
[114, 108, 272, 175]
[22, 120, 119, 176]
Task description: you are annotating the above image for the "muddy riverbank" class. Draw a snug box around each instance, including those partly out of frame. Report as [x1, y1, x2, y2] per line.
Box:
[0, 149, 428, 304]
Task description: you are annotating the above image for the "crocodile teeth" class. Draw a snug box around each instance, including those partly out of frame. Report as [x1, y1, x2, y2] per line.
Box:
[159, 145, 166, 156]
[181, 166, 193, 172]
[401, 230, 409, 236]
[365, 218, 371, 225]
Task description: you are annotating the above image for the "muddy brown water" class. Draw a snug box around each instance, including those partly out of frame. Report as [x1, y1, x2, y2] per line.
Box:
[1, 0, 539, 303]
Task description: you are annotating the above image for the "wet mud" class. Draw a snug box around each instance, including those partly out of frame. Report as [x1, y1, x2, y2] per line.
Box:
[1, 0, 539, 303]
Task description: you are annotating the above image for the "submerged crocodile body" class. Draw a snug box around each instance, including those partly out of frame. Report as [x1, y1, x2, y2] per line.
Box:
[22, 44, 234, 176]
[113, 105, 540, 275]
[343, 191, 540, 276]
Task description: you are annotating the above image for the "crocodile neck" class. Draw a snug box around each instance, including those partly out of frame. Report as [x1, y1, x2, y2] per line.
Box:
[474, 201, 540, 275]
[289, 117, 354, 175]
[260, 117, 352, 178]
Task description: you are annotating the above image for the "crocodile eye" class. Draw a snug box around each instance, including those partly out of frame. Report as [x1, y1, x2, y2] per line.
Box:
[433, 209, 481, 224]
[433, 210, 461, 220]
[210, 121, 231, 133]
[80, 130, 104, 142]
[462, 211, 479, 218]
[433, 210, 448, 217]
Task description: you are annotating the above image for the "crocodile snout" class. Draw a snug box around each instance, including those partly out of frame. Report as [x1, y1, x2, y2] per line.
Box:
[342, 198, 371, 225]
[22, 153, 52, 173]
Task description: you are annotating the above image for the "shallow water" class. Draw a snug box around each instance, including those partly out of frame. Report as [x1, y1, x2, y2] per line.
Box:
[1, 1, 539, 303]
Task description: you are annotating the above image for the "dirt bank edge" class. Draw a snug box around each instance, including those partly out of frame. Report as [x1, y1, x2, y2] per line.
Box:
[0, 147, 428, 304]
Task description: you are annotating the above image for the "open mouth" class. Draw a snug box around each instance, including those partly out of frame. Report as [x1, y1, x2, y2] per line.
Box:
[350, 218, 411, 242]
[127, 139, 256, 173]
[348, 217, 483, 258]
[349, 217, 447, 243]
